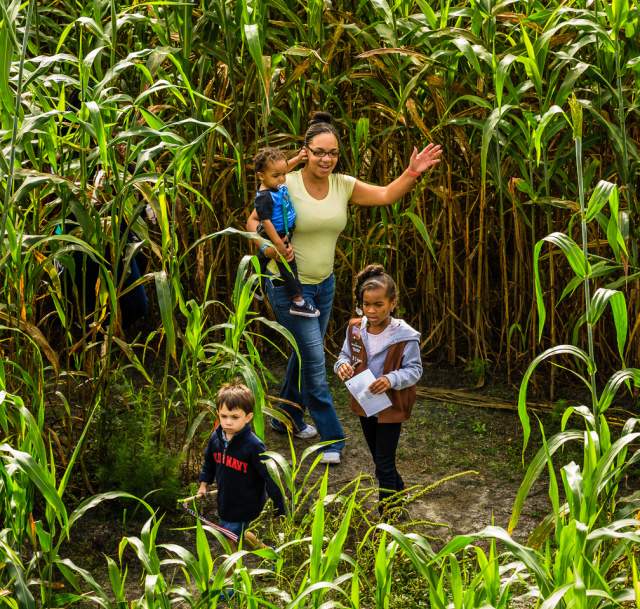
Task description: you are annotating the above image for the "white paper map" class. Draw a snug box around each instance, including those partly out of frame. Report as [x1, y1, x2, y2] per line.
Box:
[344, 369, 392, 417]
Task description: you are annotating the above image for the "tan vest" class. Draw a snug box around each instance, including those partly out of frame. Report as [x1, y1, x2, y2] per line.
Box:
[347, 318, 416, 423]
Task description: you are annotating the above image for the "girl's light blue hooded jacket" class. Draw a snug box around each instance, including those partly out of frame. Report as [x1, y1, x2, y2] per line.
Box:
[334, 317, 423, 389]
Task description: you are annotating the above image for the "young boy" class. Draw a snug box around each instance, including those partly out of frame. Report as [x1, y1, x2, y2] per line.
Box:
[254, 146, 319, 318]
[198, 382, 285, 537]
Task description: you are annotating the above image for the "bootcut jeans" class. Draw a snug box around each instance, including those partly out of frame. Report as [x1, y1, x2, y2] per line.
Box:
[265, 273, 345, 454]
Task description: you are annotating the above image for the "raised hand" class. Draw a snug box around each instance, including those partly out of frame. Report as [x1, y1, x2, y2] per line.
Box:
[407, 143, 442, 175]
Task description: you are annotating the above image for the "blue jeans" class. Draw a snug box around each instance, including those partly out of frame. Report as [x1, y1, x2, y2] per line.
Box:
[265, 274, 345, 454]
[219, 519, 248, 538]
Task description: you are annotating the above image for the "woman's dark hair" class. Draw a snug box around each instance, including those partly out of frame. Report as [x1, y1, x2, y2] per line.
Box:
[254, 147, 287, 173]
[304, 111, 340, 147]
[355, 264, 397, 305]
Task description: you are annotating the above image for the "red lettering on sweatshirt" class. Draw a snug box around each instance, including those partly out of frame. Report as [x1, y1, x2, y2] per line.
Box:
[213, 452, 248, 474]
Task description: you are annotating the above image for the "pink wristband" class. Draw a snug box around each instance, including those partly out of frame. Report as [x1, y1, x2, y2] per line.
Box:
[406, 167, 421, 178]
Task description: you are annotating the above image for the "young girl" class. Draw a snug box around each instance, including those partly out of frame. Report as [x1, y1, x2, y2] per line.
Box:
[334, 264, 422, 507]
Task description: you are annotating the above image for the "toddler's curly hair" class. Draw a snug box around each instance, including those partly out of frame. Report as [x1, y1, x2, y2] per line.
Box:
[254, 147, 287, 173]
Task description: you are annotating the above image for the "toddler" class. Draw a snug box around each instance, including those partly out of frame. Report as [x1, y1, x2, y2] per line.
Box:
[254, 147, 319, 318]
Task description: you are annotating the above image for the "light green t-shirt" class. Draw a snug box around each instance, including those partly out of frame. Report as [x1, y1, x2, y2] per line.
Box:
[278, 170, 356, 285]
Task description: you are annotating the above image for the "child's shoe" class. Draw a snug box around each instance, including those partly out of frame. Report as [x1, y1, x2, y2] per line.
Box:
[320, 451, 341, 465]
[289, 300, 320, 318]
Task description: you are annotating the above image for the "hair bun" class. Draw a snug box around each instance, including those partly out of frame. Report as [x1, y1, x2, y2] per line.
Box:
[309, 111, 333, 125]
[358, 264, 385, 282]
[354, 264, 390, 304]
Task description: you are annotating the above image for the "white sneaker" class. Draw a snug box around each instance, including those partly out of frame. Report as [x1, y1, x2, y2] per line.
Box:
[294, 424, 318, 439]
[320, 451, 341, 465]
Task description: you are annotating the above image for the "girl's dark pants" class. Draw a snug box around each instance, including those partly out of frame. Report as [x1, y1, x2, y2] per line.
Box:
[359, 417, 404, 501]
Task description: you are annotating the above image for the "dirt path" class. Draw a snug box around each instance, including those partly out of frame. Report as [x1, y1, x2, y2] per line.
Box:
[264, 375, 552, 544]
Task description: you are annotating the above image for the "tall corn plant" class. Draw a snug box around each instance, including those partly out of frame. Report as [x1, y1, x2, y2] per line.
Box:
[5, 0, 640, 396]
[503, 96, 640, 607]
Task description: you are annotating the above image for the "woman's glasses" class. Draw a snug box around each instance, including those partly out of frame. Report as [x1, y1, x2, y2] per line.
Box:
[307, 147, 339, 158]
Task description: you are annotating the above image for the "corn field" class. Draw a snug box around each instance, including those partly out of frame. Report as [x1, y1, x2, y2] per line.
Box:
[2, 0, 640, 607]
[1, 0, 639, 385]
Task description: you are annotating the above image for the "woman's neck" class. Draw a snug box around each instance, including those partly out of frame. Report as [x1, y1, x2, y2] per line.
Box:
[301, 167, 330, 200]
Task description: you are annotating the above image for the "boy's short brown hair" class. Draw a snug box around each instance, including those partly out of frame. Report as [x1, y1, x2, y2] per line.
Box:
[216, 381, 254, 414]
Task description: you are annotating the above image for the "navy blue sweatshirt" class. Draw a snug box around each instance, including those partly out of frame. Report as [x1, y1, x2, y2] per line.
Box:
[198, 424, 285, 522]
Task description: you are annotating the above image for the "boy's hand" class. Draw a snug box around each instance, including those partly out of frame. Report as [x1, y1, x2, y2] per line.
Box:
[197, 483, 208, 498]
[369, 376, 391, 394]
[288, 148, 307, 169]
[337, 363, 354, 381]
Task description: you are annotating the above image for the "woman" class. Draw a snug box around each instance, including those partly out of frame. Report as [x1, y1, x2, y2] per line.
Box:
[247, 112, 441, 465]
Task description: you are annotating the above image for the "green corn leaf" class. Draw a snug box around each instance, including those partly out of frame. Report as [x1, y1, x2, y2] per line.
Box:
[376, 524, 439, 598]
[403, 211, 437, 263]
[586, 288, 627, 360]
[415, 0, 437, 27]
[154, 270, 176, 362]
[436, 526, 551, 595]
[481, 105, 514, 189]
[243, 23, 269, 112]
[560, 461, 583, 519]
[534, 233, 589, 341]
[449, 554, 463, 609]
[495, 53, 517, 108]
[585, 180, 617, 222]
[597, 369, 640, 415]
[592, 432, 640, 497]
[518, 344, 593, 454]
[84, 101, 109, 169]
[0, 444, 68, 528]
[310, 469, 328, 582]
[518, 26, 543, 98]
[452, 37, 483, 76]
[323, 483, 359, 581]
[508, 428, 582, 535]
[534, 106, 566, 166]
[374, 531, 389, 608]
[539, 584, 573, 609]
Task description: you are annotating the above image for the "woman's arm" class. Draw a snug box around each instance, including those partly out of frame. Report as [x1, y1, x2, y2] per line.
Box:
[350, 143, 442, 207]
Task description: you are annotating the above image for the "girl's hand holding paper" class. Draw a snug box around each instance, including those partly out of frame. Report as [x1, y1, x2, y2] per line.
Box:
[368, 375, 391, 394]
